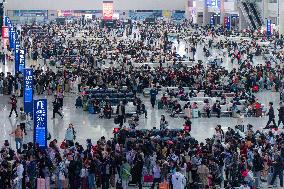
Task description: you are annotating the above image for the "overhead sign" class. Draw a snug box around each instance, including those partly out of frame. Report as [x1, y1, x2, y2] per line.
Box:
[33, 99, 47, 148]
[24, 68, 33, 117]
[103, 1, 113, 20]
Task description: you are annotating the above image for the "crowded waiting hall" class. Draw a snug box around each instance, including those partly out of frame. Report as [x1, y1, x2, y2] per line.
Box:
[1, 0, 284, 188]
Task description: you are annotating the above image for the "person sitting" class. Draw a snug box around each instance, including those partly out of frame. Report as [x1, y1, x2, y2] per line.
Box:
[189, 90, 197, 98]
[212, 100, 221, 118]
[170, 101, 182, 117]
[191, 102, 198, 109]
[161, 94, 168, 106]
[203, 101, 211, 118]
[160, 115, 168, 130]
[183, 117, 192, 132]
[75, 96, 83, 108]
[140, 103, 147, 118]
[103, 102, 112, 119]
[93, 100, 100, 114]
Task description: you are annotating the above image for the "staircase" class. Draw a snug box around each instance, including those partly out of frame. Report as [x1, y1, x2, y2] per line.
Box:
[239, 0, 262, 30]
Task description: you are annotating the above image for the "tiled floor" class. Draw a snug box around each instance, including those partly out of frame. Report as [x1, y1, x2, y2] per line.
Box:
[0, 38, 281, 150]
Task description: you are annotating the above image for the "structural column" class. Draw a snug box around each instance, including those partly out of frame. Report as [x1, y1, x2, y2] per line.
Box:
[220, 0, 225, 26]
[262, 0, 269, 20]
[203, 1, 210, 26]
[279, 0, 284, 36]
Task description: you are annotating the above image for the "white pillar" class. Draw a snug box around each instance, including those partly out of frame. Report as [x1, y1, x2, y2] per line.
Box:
[220, 0, 225, 26]
[263, 0, 269, 20]
[279, 0, 284, 36]
[203, 1, 209, 26]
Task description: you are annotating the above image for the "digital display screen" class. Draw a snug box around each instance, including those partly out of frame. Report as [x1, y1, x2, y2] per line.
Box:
[103, 1, 113, 20]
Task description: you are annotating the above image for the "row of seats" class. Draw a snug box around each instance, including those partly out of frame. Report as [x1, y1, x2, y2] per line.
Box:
[89, 93, 134, 99]
[161, 99, 267, 118]
[89, 98, 134, 106]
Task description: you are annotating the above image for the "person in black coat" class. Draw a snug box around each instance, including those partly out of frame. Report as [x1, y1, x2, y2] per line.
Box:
[52, 97, 63, 119]
[278, 102, 284, 128]
[270, 152, 283, 187]
[265, 102, 276, 128]
[116, 101, 125, 127]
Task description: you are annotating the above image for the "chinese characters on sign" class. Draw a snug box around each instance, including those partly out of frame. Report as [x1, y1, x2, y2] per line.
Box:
[103, 1, 113, 20]
[267, 20, 271, 36]
[34, 99, 47, 148]
[24, 69, 33, 116]
[14, 39, 20, 72]
[19, 49, 25, 73]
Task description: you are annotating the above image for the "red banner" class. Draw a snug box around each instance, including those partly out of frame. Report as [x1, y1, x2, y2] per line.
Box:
[2, 26, 8, 38]
[103, 1, 113, 20]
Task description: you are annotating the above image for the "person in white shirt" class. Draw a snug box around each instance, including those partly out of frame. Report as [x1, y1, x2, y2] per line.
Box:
[15, 161, 24, 189]
[152, 162, 161, 188]
[171, 167, 186, 189]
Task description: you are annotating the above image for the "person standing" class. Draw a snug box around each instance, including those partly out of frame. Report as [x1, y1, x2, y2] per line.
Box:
[265, 102, 276, 129]
[10, 125, 24, 150]
[9, 95, 18, 117]
[252, 150, 263, 188]
[171, 167, 186, 189]
[120, 158, 131, 189]
[52, 97, 63, 119]
[270, 152, 283, 187]
[150, 87, 158, 108]
[278, 102, 284, 128]
[151, 162, 161, 189]
[64, 124, 76, 147]
[116, 101, 125, 127]
[15, 160, 24, 189]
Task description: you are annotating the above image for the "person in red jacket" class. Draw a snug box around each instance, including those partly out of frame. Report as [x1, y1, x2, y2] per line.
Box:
[9, 95, 18, 117]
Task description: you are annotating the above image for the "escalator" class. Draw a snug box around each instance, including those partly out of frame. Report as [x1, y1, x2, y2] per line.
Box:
[249, 2, 262, 27]
[241, 1, 257, 30]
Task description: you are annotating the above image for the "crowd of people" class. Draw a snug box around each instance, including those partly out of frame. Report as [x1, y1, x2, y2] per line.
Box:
[0, 16, 284, 189]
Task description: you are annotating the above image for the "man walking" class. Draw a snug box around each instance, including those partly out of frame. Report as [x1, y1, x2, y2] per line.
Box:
[116, 101, 125, 127]
[265, 102, 276, 129]
[9, 95, 18, 117]
[278, 102, 284, 128]
[52, 98, 63, 119]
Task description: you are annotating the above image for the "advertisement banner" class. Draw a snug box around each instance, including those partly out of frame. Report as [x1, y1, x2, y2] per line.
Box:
[33, 99, 47, 148]
[9, 28, 16, 49]
[24, 69, 33, 117]
[226, 16, 231, 30]
[19, 49, 25, 73]
[210, 15, 214, 26]
[2, 26, 9, 38]
[267, 19, 271, 36]
[103, 1, 113, 20]
[14, 38, 20, 72]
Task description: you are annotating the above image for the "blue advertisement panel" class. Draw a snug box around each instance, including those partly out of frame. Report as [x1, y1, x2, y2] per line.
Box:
[33, 99, 47, 148]
[210, 15, 214, 26]
[9, 28, 16, 49]
[5, 16, 12, 28]
[226, 16, 231, 30]
[19, 49, 25, 73]
[14, 38, 20, 72]
[24, 69, 33, 117]
[267, 19, 271, 36]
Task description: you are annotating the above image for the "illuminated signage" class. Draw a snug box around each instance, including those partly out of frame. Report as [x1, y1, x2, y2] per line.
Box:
[24, 69, 33, 117]
[103, 1, 113, 20]
[34, 99, 47, 148]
